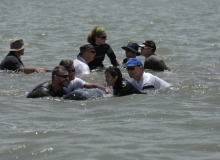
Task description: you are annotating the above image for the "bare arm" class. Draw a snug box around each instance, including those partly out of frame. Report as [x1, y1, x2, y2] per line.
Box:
[20, 67, 45, 74]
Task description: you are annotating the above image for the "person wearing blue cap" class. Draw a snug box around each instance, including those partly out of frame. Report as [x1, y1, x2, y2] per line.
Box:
[126, 58, 171, 91]
[119, 42, 141, 68]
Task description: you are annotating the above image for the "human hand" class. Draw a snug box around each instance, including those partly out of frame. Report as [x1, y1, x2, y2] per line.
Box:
[104, 87, 112, 94]
[35, 67, 46, 73]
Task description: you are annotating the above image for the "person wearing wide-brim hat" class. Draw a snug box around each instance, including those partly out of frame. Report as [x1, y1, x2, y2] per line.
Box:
[119, 42, 141, 68]
[0, 38, 45, 74]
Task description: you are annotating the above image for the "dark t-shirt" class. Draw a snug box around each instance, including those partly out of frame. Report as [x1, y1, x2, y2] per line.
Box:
[88, 43, 119, 70]
[113, 78, 144, 96]
[144, 54, 170, 71]
[0, 52, 24, 71]
[26, 81, 67, 98]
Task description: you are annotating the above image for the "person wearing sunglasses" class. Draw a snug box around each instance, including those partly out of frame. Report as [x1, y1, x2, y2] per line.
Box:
[59, 59, 111, 94]
[119, 42, 141, 68]
[74, 44, 96, 75]
[87, 26, 119, 70]
[126, 58, 171, 91]
[105, 66, 144, 97]
[139, 40, 170, 71]
[27, 66, 70, 98]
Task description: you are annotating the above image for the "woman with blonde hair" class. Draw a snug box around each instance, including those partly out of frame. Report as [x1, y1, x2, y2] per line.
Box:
[87, 26, 119, 70]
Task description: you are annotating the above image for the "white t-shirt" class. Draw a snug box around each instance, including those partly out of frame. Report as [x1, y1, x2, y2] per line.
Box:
[67, 77, 86, 93]
[74, 56, 90, 75]
[131, 72, 171, 90]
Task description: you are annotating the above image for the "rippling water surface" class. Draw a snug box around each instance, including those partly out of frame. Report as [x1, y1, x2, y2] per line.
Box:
[0, 0, 220, 159]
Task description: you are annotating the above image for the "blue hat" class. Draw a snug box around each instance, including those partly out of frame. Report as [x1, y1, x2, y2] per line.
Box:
[121, 42, 141, 56]
[126, 58, 143, 67]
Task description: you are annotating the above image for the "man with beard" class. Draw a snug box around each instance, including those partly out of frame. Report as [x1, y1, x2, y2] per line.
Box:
[27, 66, 70, 98]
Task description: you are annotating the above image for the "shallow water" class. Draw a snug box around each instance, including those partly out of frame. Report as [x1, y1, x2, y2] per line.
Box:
[0, 0, 220, 159]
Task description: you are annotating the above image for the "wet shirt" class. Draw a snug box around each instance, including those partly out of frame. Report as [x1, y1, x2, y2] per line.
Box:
[67, 77, 86, 93]
[113, 78, 143, 96]
[131, 72, 171, 90]
[144, 54, 170, 71]
[0, 52, 24, 71]
[88, 43, 119, 70]
[27, 81, 67, 98]
[74, 56, 90, 75]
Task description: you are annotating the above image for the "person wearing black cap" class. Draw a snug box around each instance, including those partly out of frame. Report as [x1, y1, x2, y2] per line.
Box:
[119, 42, 141, 68]
[0, 38, 45, 74]
[139, 40, 170, 71]
[74, 44, 96, 75]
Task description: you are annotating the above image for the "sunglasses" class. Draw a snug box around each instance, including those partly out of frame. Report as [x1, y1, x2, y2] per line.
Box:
[68, 69, 75, 72]
[56, 74, 69, 78]
[141, 47, 152, 50]
[126, 66, 135, 71]
[87, 50, 96, 54]
[99, 36, 107, 39]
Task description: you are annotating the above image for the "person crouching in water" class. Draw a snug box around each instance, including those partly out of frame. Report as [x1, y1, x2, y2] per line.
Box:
[104, 66, 144, 96]
[27, 66, 70, 98]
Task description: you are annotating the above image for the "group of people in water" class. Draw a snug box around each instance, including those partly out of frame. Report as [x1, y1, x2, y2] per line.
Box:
[0, 26, 171, 99]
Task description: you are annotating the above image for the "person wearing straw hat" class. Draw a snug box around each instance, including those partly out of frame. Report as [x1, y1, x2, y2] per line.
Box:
[0, 38, 45, 74]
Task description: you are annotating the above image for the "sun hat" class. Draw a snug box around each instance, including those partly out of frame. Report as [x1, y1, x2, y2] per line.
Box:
[126, 58, 143, 67]
[6, 38, 29, 51]
[78, 44, 94, 55]
[121, 42, 141, 56]
[138, 40, 156, 52]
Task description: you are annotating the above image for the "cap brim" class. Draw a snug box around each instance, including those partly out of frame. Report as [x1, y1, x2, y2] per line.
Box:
[121, 46, 127, 50]
[138, 44, 145, 47]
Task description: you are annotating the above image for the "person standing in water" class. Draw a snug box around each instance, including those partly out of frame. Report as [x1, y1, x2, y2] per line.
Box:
[87, 26, 119, 70]
[139, 40, 170, 71]
[0, 38, 45, 73]
[119, 42, 141, 68]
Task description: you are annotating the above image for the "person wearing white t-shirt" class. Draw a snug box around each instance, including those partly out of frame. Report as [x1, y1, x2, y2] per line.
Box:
[59, 59, 111, 93]
[74, 44, 96, 75]
[126, 58, 171, 91]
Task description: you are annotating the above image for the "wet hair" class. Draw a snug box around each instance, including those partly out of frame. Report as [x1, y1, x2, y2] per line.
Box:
[105, 66, 122, 80]
[87, 26, 99, 44]
[52, 66, 67, 80]
[59, 59, 73, 71]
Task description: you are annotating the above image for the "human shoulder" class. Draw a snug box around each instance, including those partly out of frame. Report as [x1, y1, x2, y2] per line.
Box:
[27, 81, 51, 98]
[67, 77, 86, 92]
[146, 54, 162, 62]
[74, 58, 90, 74]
